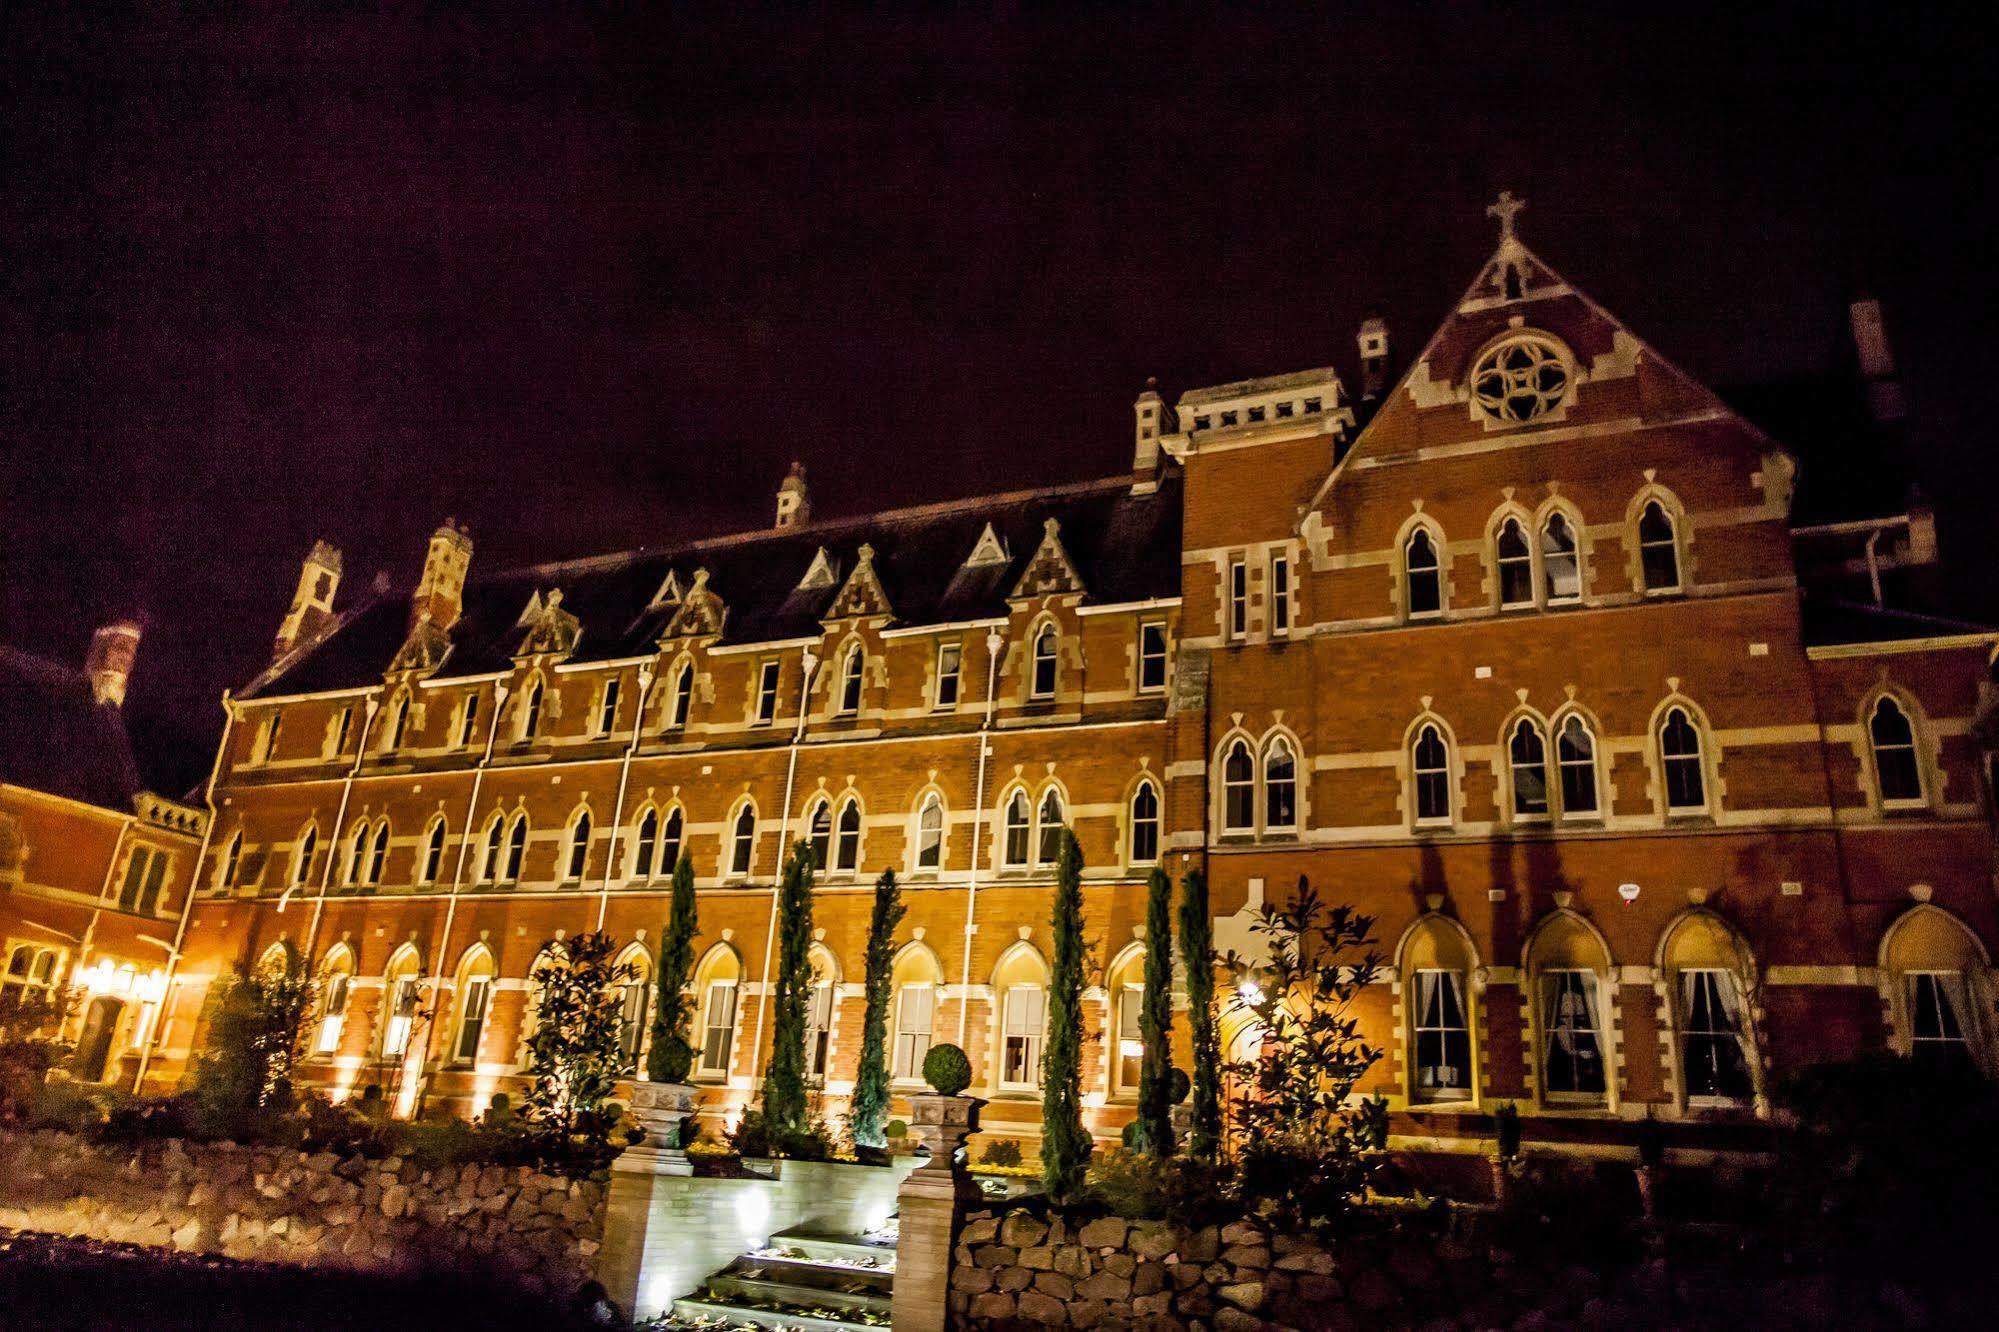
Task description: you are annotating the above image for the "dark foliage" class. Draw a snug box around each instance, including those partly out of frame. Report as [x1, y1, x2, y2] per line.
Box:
[849, 869, 905, 1149]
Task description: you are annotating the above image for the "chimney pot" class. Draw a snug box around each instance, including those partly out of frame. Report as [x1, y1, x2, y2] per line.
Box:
[86, 621, 142, 708]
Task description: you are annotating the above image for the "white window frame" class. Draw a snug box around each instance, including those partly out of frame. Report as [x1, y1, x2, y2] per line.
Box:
[833, 799, 861, 873]
[668, 664, 694, 730]
[565, 811, 592, 882]
[1554, 715, 1600, 820]
[419, 819, 446, 885]
[755, 660, 781, 726]
[1537, 968, 1608, 1105]
[1269, 553, 1291, 637]
[728, 805, 757, 877]
[698, 980, 738, 1079]
[1221, 739, 1255, 834]
[1638, 500, 1682, 594]
[1137, 621, 1168, 693]
[1128, 782, 1160, 865]
[1001, 791, 1031, 869]
[1869, 695, 1927, 808]
[1410, 968, 1473, 1104]
[1263, 736, 1298, 833]
[315, 970, 352, 1056]
[837, 645, 864, 716]
[596, 677, 621, 737]
[1495, 517, 1534, 609]
[1676, 967, 1753, 1105]
[456, 693, 480, 748]
[1228, 558, 1248, 639]
[455, 974, 492, 1064]
[1659, 707, 1709, 815]
[999, 984, 1046, 1092]
[1030, 626, 1059, 700]
[934, 641, 962, 710]
[1404, 529, 1443, 619]
[891, 983, 936, 1082]
[913, 796, 944, 872]
[1540, 511, 1582, 605]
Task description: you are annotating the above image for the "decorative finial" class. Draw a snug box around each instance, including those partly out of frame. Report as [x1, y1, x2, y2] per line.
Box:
[1487, 190, 1526, 242]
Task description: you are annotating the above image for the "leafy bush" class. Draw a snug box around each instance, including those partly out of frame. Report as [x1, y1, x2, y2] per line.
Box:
[24, 1081, 108, 1135]
[730, 1109, 772, 1158]
[0, 982, 79, 1120]
[922, 1043, 972, 1096]
[884, 1119, 907, 1140]
[521, 931, 638, 1131]
[192, 950, 314, 1114]
[979, 1138, 1023, 1168]
[1087, 1146, 1237, 1226]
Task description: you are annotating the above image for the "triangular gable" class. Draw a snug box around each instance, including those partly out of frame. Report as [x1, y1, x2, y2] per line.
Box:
[386, 614, 452, 677]
[1010, 517, 1086, 600]
[661, 568, 726, 640]
[965, 522, 1009, 569]
[649, 570, 684, 609]
[824, 543, 893, 621]
[799, 546, 841, 591]
[515, 589, 582, 659]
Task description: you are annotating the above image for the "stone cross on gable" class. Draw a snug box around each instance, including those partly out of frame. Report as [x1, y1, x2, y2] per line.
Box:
[1487, 189, 1526, 241]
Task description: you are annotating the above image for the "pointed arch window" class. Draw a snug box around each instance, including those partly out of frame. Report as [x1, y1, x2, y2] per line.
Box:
[632, 808, 659, 881]
[1659, 707, 1708, 813]
[292, 826, 317, 888]
[1264, 737, 1298, 832]
[1869, 696, 1925, 805]
[1036, 789, 1066, 866]
[834, 799, 861, 873]
[660, 807, 685, 875]
[457, 692, 481, 747]
[667, 663, 694, 730]
[381, 950, 422, 1059]
[417, 819, 446, 885]
[914, 795, 944, 872]
[314, 952, 354, 1056]
[1496, 518, 1534, 608]
[453, 949, 496, 1065]
[387, 694, 411, 751]
[1555, 715, 1600, 817]
[1540, 970, 1607, 1100]
[521, 680, 544, 739]
[1030, 625, 1059, 700]
[219, 830, 244, 889]
[729, 804, 757, 877]
[1221, 739, 1255, 833]
[1508, 718, 1550, 817]
[1412, 724, 1452, 825]
[367, 821, 391, 886]
[892, 974, 937, 1081]
[565, 811, 592, 882]
[1002, 790, 1031, 868]
[838, 645, 864, 715]
[1908, 973, 1971, 1065]
[342, 820, 368, 887]
[504, 814, 529, 882]
[1540, 512, 1580, 603]
[1412, 969, 1472, 1102]
[1129, 782, 1160, 864]
[1638, 500, 1681, 592]
[1404, 529, 1442, 617]
[1679, 969, 1752, 1100]
[806, 801, 832, 870]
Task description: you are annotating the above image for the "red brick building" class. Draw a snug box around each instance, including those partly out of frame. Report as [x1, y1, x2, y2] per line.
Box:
[149, 203, 1998, 1151]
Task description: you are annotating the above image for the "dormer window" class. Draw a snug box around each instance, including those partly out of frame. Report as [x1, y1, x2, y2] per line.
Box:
[457, 694, 480, 747]
[755, 661, 780, 726]
[386, 695, 410, 751]
[521, 680, 544, 739]
[668, 663, 694, 730]
[935, 642, 962, 710]
[596, 678, 621, 737]
[837, 645, 864, 716]
[1030, 626, 1059, 700]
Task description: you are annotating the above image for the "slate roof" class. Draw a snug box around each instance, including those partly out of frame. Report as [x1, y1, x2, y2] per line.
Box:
[0, 646, 142, 811]
[245, 473, 1182, 700]
[1800, 593, 1996, 650]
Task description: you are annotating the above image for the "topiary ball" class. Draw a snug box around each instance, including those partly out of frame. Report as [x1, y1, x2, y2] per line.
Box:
[922, 1043, 974, 1096]
[1167, 1067, 1191, 1105]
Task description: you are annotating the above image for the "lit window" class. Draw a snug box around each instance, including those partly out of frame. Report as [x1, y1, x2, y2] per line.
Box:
[1678, 969, 1752, 1100]
[504, 815, 529, 881]
[834, 800, 861, 873]
[1269, 554, 1291, 636]
[1496, 518, 1533, 608]
[1660, 708, 1707, 813]
[455, 968, 493, 1064]
[892, 984, 935, 1080]
[755, 661, 780, 725]
[1509, 718, 1550, 818]
[807, 801, 832, 870]
[1035, 790, 1066, 866]
[1411, 969, 1472, 1102]
[1908, 972, 1971, 1065]
[382, 967, 421, 1059]
[729, 805, 757, 877]
[315, 965, 352, 1056]
[1222, 739, 1255, 833]
[565, 811, 592, 882]
[1556, 716, 1599, 817]
[597, 677, 621, 736]
[1, 944, 63, 1006]
[838, 645, 864, 715]
[1539, 970, 1606, 1101]
[1115, 982, 1144, 1092]
[1030, 626, 1059, 700]
[1002, 790, 1031, 868]
[1228, 559, 1248, 639]
[668, 664, 694, 729]
[914, 796, 944, 871]
[935, 642, 962, 709]
[1470, 335, 1570, 424]
[1129, 783, 1160, 864]
[806, 972, 835, 1078]
[1869, 696, 1925, 805]
[1412, 724, 1452, 825]
[1405, 530, 1442, 617]
[632, 809, 659, 881]
[1541, 513, 1581, 603]
[1137, 622, 1167, 692]
[419, 821, 446, 885]
[1263, 737, 1297, 832]
[1638, 501, 1681, 592]
[1001, 985, 1046, 1090]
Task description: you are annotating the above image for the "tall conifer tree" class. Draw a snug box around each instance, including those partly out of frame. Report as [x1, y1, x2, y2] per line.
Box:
[1136, 865, 1176, 1155]
[761, 840, 815, 1138]
[849, 869, 905, 1150]
[647, 853, 698, 1083]
[1178, 866, 1222, 1160]
[1041, 827, 1091, 1202]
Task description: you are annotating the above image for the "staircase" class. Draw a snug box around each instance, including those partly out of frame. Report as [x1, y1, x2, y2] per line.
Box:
[664, 1227, 897, 1330]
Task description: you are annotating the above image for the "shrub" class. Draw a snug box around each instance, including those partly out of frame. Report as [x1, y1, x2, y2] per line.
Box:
[761, 842, 817, 1137]
[980, 1138, 1023, 1168]
[0, 982, 79, 1120]
[731, 1110, 773, 1158]
[922, 1043, 972, 1096]
[884, 1119, 908, 1140]
[1041, 829, 1091, 1203]
[193, 949, 314, 1114]
[647, 854, 699, 1084]
[849, 870, 905, 1150]
[521, 930, 638, 1131]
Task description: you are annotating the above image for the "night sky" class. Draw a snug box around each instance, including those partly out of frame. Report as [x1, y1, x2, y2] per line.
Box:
[4, 6, 1993, 793]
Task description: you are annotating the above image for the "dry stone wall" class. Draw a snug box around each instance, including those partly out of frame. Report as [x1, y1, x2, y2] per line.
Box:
[0, 1129, 603, 1295]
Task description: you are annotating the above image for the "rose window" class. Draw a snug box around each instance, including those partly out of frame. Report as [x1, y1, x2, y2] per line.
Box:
[1471, 336, 1571, 424]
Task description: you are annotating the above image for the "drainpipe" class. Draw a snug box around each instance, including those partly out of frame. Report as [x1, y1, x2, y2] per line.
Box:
[303, 696, 380, 962]
[1865, 528, 1885, 608]
[132, 691, 238, 1093]
[745, 645, 820, 1087]
[956, 628, 1006, 1045]
[418, 683, 510, 1060]
[596, 664, 657, 931]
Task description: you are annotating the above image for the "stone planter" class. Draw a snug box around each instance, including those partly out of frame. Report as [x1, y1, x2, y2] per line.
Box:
[901, 1092, 983, 1202]
[622, 1080, 698, 1176]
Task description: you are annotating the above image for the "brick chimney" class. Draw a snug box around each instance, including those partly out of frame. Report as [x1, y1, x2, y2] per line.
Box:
[85, 621, 142, 708]
[775, 461, 810, 530]
[275, 540, 342, 661]
[1132, 378, 1164, 493]
[1849, 298, 1906, 424]
[411, 519, 474, 631]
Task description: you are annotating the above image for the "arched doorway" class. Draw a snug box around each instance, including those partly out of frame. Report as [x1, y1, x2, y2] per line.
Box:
[74, 996, 125, 1082]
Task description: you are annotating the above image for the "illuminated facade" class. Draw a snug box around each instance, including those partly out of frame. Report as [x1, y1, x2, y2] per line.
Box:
[150, 203, 1998, 1149]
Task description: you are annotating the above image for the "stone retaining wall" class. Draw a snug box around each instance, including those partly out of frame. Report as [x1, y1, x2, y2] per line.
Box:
[0, 1129, 603, 1295]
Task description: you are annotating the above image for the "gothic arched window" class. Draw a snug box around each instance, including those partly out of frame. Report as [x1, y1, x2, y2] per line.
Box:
[1404, 529, 1442, 617]
[1869, 696, 1925, 806]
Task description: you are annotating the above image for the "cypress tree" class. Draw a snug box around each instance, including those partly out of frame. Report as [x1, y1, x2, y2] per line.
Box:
[849, 869, 905, 1150]
[1041, 827, 1091, 1202]
[760, 839, 816, 1139]
[1178, 866, 1222, 1160]
[647, 853, 698, 1083]
[1136, 865, 1176, 1155]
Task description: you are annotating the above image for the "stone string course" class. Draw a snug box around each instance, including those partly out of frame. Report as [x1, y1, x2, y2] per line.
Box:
[0, 1129, 604, 1294]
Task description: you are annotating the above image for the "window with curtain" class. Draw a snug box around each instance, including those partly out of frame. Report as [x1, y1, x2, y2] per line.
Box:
[1679, 969, 1752, 1100]
[1129, 783, 1160, 864]
[1496, 518, 1534, 608]
[914, 796, 944, 871]
[1556, 716, 1599, 817]
[1411, 969, 1472, 1102]
[315, 967, 352, 1055]
[382, 970, 422, 1059]
[1638, 500, 1680, 592]
[1002, 791, 1031, 868]
[1405, 529, 1442, 616]
[1539, 970, 1606, 1100]
[700, 981, 738, 1076]
[1412, 725, 1451, 824]
[935, 641, 962, 709]
[1001, 985, 1046, 1090]
[1869, 697, 1925, 805]
[1509, 718, 1549, 817]
[1660, 708, 1707, 812]
[892, 983, 936, 1080]
[806, 978, 835, 1078]
[1031, 626, 1059, 699]
[1263, 737, 1297, 831]
[1541, 512, 1580, 602]
[1035, 790, 1065, 865]
[834, 800, 860, 872]
[1908, 972, 1971, 1065]
[730, 805, 757, 876]
[1222, 740, 1255, 832]
[617, 976, 650, 1073]
[1115, 983, 1144, 1092]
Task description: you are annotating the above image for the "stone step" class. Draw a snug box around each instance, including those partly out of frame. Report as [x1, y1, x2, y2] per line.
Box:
[667, 1295, 881, 1332]
[728, 1253, 896, 1294]
[765, 1231, 897, 1269]
[705, 1272, 893, 1317]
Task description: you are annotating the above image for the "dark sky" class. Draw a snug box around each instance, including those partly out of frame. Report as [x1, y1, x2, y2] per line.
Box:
[4, 5, 1994, 793]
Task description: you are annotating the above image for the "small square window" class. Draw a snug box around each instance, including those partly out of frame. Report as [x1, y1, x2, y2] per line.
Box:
[1220, 410, 1239, 427]
[1194, 414, 1212, 431]
[1247, 405, 1266, 423]
[1303, 397, 1322, 414]
[1275, 401, 1294, 418]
